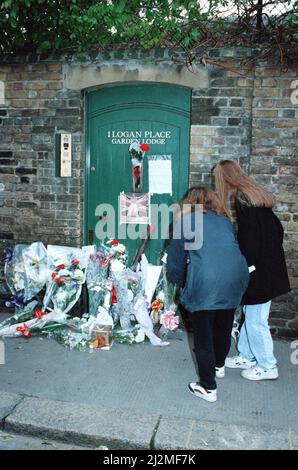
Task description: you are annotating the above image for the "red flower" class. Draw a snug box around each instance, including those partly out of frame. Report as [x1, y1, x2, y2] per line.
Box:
[56, 263, 65, 270]
[133, 166, 141, 177]
[16, 323, 31, 337]
[111, 285, 117, 304]
[140, 143, 150, 152]
[54, 277, 65, 284]
[97, 335, 107, 349]
[71, 259, 80, 266]
[51, 272, 56, 278]
[35, 309, 47, 319]
[151, 299, 164, 311]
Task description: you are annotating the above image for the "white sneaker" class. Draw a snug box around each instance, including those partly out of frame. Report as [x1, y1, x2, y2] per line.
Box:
[188, 382, 217, 402]
[241, 366, 279, 381]
[215, 366, 225, 378]
[225, 355, 256, 369]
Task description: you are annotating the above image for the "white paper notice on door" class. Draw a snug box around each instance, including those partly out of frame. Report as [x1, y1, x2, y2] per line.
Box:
[148, 155, 172, 195]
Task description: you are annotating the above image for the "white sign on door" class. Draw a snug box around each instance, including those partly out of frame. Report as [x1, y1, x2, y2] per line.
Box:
[148, 155, 172, 195]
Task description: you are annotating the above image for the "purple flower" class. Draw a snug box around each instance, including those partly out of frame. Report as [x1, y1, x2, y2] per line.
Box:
[3, 248, 13, 264]
[5, 294, 26, 309]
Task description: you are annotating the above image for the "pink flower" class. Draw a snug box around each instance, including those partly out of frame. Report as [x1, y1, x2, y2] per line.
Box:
[160, 310, 179, 331]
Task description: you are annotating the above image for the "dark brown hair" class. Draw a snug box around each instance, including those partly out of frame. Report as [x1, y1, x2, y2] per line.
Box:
[178, 186, 227, 218]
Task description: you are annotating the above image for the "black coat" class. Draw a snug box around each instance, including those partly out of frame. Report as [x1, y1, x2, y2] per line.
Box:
[235, 199, 291, 305]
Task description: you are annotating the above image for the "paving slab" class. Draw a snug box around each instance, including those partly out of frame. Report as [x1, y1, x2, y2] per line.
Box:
[0, 391, 23, 427]
[0, 323, 297, 434]
[0, 430, 92, 450]
[154, 416, 298, 450]
[4, 396, 159, 450]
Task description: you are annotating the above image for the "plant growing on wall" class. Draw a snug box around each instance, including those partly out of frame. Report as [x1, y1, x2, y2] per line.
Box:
[0, 0, 297, 66]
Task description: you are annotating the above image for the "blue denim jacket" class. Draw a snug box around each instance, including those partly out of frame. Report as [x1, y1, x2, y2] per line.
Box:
[167, 210, 249, 312]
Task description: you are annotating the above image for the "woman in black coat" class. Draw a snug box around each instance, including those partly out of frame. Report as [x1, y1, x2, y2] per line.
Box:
[214, 160, 290, 381]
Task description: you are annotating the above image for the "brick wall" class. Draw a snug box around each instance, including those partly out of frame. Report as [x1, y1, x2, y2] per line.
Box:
[188, 48, 298, 338]
[251, 63, 298, 337]
[0, 48, 297, 337]
[0, 62, 84, 255]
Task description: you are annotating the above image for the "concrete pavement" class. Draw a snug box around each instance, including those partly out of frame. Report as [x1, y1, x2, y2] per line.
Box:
[0, 313, 297, 450]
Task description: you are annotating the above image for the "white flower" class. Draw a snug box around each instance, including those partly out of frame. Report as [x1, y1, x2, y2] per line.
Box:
[157, 291, 165, 302]
[72, 269, 85, 284]
[110, 259, 125, 273]
[127, 289, 134, 302]
[55, 290, 67, 303]
[110, 243, 126, 254]
[135, 328, 145, 343]
[90, 284, 104, 292]
[36, 268, 51, 284]
[58, 269, 72, 277]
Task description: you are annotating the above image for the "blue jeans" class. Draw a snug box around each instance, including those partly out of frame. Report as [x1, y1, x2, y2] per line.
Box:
[237, 301, 277, 370]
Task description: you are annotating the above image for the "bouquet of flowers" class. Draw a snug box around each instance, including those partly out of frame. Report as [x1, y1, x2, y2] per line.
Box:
[86, 244, 111, 316]
[4, 246, 27, 311]
[112, 268, 140, 330]
[111, 265, 170, 346]
[46, 317, 92, 351]
[42, 245, 93, 315]
[4, 242, 48, 314]
[154, 258, 180, 340]
[0, 309, 67, 338]
[159, 309, 179, 340]
[128, 142, 150, 192]
[22, 242, 48, 299]
[113, 325, 145, 345]
[133, 293, 169, 346]
[106, 239, 128, 267]
[128, 142, 150, 161]
[0, 299, 39, 332]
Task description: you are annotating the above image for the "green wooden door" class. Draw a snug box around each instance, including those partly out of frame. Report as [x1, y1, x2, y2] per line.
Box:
[86, 83, 190, 264]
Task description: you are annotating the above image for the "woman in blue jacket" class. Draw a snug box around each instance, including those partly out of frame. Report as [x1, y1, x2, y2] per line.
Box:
[167, 187, 249, 403]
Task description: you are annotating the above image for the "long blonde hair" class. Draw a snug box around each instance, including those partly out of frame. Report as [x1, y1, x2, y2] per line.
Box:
[178, 186, 227, 218]
[213, 160, 275, 218]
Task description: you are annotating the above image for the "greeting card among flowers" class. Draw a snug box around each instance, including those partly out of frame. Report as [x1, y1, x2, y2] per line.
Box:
[119, 192, 151, 225]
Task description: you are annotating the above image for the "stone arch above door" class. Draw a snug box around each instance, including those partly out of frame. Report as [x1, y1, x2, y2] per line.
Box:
[64, 61, 209, 90]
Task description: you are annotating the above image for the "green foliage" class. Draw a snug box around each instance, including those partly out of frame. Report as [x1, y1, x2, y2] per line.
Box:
[0, 0, 296, 54]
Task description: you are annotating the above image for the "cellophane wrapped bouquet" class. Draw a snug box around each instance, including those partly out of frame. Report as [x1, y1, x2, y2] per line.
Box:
[0, 241, 181, 350]
[0, 245, 93, 339]
[86, 244, 111, 316]
[153, 258, 180, 340]
[0, 242, 49, 333]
